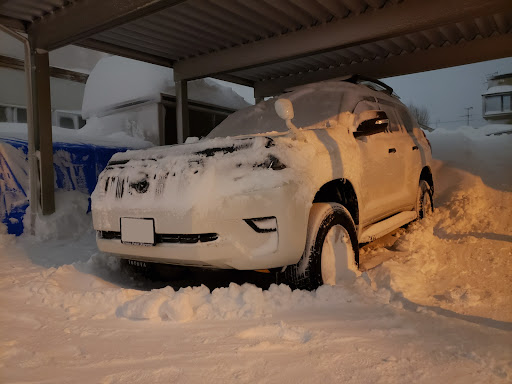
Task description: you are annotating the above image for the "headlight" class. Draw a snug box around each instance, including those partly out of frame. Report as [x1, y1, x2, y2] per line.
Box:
[255, 155, 286, 170]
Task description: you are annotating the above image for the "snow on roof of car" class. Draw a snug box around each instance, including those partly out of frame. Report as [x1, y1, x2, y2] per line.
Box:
[81, 56, 250, 119]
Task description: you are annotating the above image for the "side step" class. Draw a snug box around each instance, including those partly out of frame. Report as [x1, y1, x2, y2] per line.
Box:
[360, 211, 417, 243]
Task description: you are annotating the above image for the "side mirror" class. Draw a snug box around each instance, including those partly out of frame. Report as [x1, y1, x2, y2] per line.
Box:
[275, 98, 300, 135]
[354, 110, 389, 138]
[274, 98, 294, 121]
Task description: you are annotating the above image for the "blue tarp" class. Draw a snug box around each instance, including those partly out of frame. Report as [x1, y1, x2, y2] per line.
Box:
[0, 137, 130, 236]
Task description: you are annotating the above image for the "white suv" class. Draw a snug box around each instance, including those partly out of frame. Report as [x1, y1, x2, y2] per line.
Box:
[92, 76, 433, 289]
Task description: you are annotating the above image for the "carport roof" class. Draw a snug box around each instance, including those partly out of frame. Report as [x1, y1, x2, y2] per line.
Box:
[1, 0, 512, 97]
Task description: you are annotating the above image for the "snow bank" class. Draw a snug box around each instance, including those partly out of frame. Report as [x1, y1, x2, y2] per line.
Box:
[428, 124, 512, 191]
[23, 191, 92, 241]
[82, 56, 249, 119]
[0, 122, 152, 149]
[364, 125, 512, 322]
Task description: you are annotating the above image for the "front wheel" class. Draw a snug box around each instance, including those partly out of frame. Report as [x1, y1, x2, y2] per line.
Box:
[281, 203, 359, 290]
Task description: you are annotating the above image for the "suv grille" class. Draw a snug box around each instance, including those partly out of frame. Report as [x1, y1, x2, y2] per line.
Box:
[98, 231, 218, 244]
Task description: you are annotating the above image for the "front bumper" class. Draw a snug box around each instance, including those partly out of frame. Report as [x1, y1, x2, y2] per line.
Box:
[93, 183, 309, 270]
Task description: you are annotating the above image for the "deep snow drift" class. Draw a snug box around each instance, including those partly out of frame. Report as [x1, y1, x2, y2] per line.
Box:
[0, 125, 511, 383]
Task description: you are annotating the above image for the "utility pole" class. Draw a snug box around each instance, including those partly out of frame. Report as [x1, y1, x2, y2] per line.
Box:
[464, 107, 473, 126]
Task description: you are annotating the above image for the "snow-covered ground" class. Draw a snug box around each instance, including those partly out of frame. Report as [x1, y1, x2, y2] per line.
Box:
[1, 126, 511, 383]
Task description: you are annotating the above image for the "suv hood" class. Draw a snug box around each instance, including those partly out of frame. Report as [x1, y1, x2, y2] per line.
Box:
[92, 135, 304, 216]
[107, 136, 274, 165]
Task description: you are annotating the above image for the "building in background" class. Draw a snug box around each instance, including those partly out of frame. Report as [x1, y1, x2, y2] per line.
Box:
[81, 56, 249, 146]
[482, 73, 512, 124]
[0, 64, 87, 130]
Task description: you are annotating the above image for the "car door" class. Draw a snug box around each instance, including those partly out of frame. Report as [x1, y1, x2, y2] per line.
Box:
[354, 100, 404, 225]
[394, 106, 424, 208]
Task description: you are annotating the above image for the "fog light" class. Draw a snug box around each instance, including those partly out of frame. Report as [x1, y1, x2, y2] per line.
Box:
[244, 216, 277, 233]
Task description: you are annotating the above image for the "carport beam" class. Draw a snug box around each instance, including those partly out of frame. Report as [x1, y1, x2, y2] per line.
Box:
[30, 48, 55, 215]
[175, 79, 189, 144]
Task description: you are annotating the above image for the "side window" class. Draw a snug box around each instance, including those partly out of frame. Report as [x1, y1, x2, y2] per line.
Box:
[397, 107, 415, 132]
[378, 105, 400, 132]
[16, 108, 27, 123]
[0, 106, 8, 122]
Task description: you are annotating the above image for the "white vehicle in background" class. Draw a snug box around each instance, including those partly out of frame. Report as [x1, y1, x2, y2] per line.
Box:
[91, 76, 434, 290]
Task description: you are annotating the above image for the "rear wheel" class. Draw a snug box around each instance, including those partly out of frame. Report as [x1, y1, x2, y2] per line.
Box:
[416, 180, 434, 219]
[282, 203, 359, 290]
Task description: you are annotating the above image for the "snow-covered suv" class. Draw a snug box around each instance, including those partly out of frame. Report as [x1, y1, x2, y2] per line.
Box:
[92, 76, 434, 289]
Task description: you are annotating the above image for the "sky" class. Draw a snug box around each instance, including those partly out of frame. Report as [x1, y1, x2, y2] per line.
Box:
[1, 31, 511, 129]
[384, 58, 512, 129]
[218, 57, 512, 130]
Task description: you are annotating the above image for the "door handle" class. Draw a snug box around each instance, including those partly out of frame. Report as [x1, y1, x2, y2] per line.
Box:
[388, 148, 396, 153]
[412, 146, 418, 150]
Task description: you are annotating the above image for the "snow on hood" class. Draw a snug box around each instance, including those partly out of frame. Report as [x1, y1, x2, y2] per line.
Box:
[82, 56, 249, 119]
[92, 134, 321, 217]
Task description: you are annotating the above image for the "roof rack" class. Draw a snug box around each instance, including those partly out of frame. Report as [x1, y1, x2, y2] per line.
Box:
[343, 74, 394, 95]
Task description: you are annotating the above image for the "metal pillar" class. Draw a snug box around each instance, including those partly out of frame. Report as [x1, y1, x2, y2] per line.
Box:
[175, 79, 189, 144]
[0, 25, 49, 231]
[157, 103, 166, 146]
[29, 48, 55, 215]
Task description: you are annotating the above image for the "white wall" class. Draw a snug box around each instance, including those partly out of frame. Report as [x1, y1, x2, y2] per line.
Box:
[0, 67, 85, 111]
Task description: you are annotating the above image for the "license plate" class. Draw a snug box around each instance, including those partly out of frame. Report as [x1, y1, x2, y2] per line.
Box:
[121, 218, 155, 245]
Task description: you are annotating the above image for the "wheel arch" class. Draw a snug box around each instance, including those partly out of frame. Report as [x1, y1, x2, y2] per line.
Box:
[419, 166, 434, 196]
[313, 179, 359, 225]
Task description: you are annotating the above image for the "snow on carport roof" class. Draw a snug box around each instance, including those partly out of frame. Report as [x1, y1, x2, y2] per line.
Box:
[1, 0, 511, 98]
[81, 56, 250, 118]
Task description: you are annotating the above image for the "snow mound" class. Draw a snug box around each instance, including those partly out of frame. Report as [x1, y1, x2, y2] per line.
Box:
[116, 283, 357, 322]
[23, 191, 92, 241]
[82, 56, 173, 119]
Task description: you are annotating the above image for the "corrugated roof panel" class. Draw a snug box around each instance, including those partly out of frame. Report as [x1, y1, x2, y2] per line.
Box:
[1, 0, 67, 21]
[339, 0, 368, 15]
[228, 9, 512, 84]
[314, 0, 350, 19]
[493, 12, 511, 33]
[93, 34, 178, 60]
[1, 0, 510, 89]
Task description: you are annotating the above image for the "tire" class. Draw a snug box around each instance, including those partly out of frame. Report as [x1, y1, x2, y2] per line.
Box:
[416, 180, 434, 219]
[281, 203, 359, 290]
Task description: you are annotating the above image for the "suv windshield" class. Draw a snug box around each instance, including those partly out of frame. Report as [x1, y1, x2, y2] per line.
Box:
[208, 83, 363, 138]
[208, 98, 287, 138]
